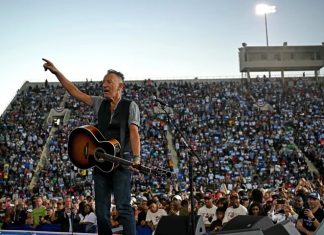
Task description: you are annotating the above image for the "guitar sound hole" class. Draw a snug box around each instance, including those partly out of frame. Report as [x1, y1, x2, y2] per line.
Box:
[83, 142, 89, 159]
[94, 148, 106, 163]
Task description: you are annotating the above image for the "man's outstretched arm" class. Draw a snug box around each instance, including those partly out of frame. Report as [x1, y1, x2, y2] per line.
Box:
[42, 58, 92, 105]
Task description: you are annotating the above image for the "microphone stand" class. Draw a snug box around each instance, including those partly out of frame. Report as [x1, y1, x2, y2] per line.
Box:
[158, 102, 202, 235]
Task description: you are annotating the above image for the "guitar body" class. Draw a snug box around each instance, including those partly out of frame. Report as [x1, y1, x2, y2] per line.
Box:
[68, 125, 121, 173]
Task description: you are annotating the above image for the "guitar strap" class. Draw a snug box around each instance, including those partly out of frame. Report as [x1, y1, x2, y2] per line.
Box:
[118, 99, 131, 157]
[97, 99, 111, 139]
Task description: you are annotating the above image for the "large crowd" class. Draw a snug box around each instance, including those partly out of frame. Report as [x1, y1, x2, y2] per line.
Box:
[0, 76, 323, 234]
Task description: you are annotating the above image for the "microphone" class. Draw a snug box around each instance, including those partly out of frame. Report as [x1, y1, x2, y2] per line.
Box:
[152, 96, 167, 106]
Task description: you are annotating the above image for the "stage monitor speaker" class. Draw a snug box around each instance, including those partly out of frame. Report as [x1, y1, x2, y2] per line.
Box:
[263, 220, 299, 235]
[155, 215, 206, 235]
[221, 215, 273, 232]
[315, 219, 324, 235]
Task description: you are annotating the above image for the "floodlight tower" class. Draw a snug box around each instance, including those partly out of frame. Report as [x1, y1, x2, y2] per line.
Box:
[255, 3, 276, 46]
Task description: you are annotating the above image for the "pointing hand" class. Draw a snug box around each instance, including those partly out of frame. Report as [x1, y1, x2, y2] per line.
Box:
[42, 58, 59, 74]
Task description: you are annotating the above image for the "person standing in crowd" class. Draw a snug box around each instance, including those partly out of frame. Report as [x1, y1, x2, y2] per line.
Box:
[215, 197, 228, 210]
[296, 192, 324, 235]
[222, 191, 248, 225]
[145, 200, 167, 232]
[13, 200, 27, 224]
[41, 207, 56, 224]
[25, 209, 33, 226]
[110, 206, 120, 228]
[197, 193, 217, 228]
[293, 196, 305, 215]
[249, 189, 263, 205]
[79, 203, 97, 233]
[179, 199, 190, 216]
[136, 197, 149, 227]
[209, 207, 226, 233]
[32, 196, 46, 228]
[168, 199, 181, 216]
[282, 204, 298, 225]
[267, 198, 286, 223]
[248, 202, 265, 216]
[55, 196, 80, 232]
[240, 196, 250, 209]
[43, 58, 141, 235]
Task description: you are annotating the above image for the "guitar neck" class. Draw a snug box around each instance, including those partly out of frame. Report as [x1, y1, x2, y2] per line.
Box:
[96, 152, 173, 177]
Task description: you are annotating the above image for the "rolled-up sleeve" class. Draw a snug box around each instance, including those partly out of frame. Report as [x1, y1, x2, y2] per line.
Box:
[91, 97, 139, 127]
[129, 101, 140, 127]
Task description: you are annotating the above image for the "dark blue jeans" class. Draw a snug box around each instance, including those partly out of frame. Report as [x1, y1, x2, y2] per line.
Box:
[94, 165, 135, 235]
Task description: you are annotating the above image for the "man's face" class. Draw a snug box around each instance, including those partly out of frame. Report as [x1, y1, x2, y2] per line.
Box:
[307, 197, 319, 209]
[242, 199, 249, 208]
[65, 197, 72, 208]
[230, 196, 240, 208]
[139, 201, 148, 210]
[294, 198, 303, 208]
[149, 203, 158, 213]
[251, 206, 260, 215]
[35, 198, 43, 207]
[216, 211, 224, 220]
[204, 198, 213, 208]
[102, 73, 124, 100]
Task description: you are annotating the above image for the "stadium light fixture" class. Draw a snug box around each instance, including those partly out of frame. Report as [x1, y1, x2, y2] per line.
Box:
[255, 3, 276, 46]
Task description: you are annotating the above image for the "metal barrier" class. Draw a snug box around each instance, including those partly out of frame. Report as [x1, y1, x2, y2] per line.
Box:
[0, 230, 93, 235]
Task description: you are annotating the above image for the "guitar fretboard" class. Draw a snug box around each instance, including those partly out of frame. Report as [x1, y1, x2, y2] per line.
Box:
[96, 152, 173, 177]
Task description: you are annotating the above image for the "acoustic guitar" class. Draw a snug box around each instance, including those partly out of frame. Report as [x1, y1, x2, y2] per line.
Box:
[68, 125, 172, 177]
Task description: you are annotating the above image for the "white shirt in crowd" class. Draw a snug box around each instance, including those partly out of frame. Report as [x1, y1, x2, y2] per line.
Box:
[145, 208, 167, 226]
[222, 204, 248, 224]
[197, 205, 217, 225]
[79, 212, 97, 225]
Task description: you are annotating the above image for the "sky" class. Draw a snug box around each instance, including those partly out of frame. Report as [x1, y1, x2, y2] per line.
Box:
[1, 0, 324, 114]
